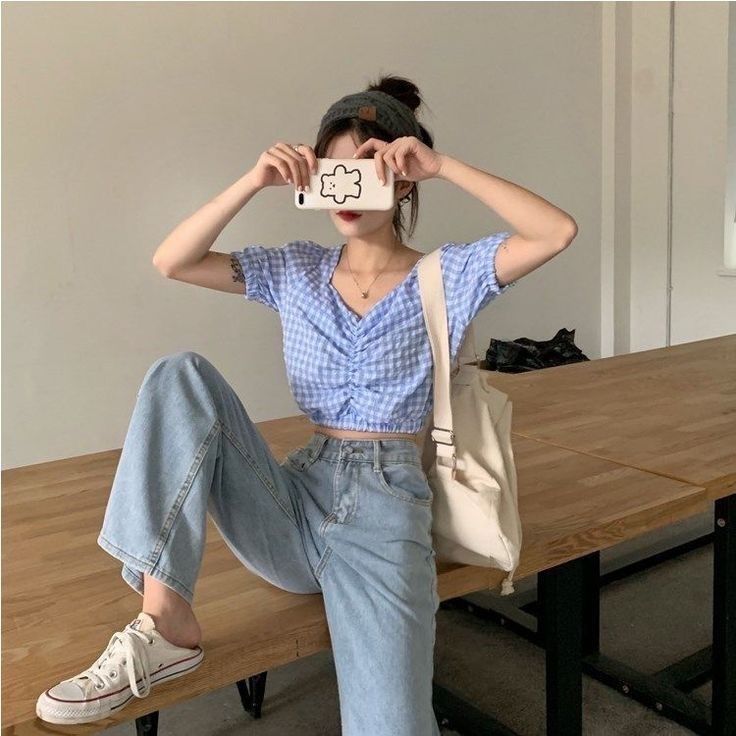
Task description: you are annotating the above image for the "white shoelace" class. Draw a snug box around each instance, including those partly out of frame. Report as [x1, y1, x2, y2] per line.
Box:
[68, 626, 154, 698]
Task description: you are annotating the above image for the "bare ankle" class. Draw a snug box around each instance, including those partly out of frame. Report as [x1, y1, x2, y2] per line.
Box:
[143, 574, 193, 615]
[144, 610, 201, 649]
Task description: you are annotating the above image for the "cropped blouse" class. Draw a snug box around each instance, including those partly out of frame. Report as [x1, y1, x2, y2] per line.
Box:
[230, 232, 516, 434]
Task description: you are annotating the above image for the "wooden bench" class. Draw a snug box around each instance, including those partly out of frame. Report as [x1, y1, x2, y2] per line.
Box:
[4, 335, 734, 735]
[2, 416, 717, 736]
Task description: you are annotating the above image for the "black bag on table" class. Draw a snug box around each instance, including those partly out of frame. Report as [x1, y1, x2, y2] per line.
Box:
[484, 327, 589, 374]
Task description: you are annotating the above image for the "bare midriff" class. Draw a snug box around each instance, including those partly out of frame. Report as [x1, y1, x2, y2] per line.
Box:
[310, 422, 422, 446]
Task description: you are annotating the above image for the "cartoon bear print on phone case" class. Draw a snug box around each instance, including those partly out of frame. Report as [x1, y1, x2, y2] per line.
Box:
[320, 164, 363, 205]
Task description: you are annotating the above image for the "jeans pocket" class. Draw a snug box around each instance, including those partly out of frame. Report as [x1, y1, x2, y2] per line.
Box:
[375, 461, 433, 506]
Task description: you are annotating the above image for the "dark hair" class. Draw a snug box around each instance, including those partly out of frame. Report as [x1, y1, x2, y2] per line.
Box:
[314, 74, 434, 243]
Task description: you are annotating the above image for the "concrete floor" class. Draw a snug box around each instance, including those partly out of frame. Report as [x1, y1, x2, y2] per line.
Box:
[102, 510, 714, 735]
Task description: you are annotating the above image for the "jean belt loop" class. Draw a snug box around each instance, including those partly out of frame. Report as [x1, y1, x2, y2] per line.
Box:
[312, 431, 328, 460]
[372, 439, 381, 471]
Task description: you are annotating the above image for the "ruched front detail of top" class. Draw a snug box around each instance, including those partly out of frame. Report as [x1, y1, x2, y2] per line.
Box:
[230, 235, 515, 433]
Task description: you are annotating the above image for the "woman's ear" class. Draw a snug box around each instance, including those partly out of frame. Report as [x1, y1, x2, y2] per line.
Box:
[396, 181, 414, 200]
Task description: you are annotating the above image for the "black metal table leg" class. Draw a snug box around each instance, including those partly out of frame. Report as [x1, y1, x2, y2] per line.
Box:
[712, 493, 735, 736]
[432, 680, 520, 735]
[130, 673, 268, 735]
[539, 554, 586, 736]
[236, 671, 268, 719]
[135, 711, 159, 735]
[432, 555, 587, 736]
[450, 492, 736, 734]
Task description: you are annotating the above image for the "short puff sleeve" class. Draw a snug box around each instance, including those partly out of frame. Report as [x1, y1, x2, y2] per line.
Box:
[441, 231, 517, 326]
[229, 243, 292, 312]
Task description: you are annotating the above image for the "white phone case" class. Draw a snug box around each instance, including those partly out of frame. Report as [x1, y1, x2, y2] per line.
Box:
[294, 158, 395, 211]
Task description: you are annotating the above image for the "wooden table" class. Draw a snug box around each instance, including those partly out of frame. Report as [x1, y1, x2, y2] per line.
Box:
[434, 335, 735, 735]
[2, 336, 733, 736]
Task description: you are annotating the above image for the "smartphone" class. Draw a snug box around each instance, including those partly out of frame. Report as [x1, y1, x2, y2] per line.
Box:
[294, 158, 395, 211]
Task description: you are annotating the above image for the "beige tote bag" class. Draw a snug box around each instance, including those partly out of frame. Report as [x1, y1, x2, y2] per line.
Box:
[417, 248, 522, 595]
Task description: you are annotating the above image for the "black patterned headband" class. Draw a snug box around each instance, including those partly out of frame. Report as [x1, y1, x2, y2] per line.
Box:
[317, 89, 423, 142]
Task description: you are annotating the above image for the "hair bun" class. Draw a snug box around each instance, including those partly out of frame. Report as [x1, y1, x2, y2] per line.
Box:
[367, 74, 423, 115]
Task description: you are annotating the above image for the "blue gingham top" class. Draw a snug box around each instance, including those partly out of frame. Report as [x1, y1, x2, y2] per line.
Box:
[230, 232, 515, 433]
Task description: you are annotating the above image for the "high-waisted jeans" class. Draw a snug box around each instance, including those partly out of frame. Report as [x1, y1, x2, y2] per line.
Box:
[96, 351, 442, 736]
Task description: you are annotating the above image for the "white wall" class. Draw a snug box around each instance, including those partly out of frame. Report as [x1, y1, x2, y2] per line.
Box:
[668, 2, 734, 345]
[723, 1, 736, 271]
[2, 2, 733, 469]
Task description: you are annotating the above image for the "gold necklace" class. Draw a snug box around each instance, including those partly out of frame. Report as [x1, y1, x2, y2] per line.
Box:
[344, 240, 401, 299]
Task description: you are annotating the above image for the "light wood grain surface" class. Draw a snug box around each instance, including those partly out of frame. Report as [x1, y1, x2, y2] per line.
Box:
[4, 335, 732, 734]
[2, 438, 706, 733]
[487, 334, 736, 494]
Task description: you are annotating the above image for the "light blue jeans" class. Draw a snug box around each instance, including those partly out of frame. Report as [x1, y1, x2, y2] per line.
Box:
[97, 351, 441, 736]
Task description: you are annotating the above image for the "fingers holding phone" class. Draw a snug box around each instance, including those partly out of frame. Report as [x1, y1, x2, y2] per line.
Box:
[252, 141, 318, 190]
[352, 136, 442, 184]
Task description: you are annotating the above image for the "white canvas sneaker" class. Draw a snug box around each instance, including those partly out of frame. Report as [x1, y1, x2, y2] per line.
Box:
[36, 611, 204, 725]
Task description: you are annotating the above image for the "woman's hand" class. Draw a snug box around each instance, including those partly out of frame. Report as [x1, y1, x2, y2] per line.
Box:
[352, 136, 444, 185]
[251, 141, 318, 190]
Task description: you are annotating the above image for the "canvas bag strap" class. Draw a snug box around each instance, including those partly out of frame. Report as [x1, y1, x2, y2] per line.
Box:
[417, 249, 458, 473]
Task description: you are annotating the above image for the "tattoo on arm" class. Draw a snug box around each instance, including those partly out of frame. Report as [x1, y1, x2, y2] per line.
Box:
[230, 255, 245, 283]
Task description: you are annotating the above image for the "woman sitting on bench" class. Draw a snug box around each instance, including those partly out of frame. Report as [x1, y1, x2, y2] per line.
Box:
[36, 74, 574, 734]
